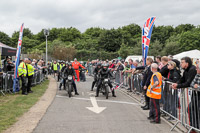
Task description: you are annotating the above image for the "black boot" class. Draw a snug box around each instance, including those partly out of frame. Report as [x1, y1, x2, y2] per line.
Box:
[141, 103, 148, 108]
[91, 82, 95, 91]
[95, 88, 99, 97]
[112, 91, 116, 97]
[141, 105, 146, 108]
[143, 105, 150, 110]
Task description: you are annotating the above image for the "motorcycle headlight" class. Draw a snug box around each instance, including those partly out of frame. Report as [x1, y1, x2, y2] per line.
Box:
[104, 79, 109, 82]
[68, 76, 73, 80]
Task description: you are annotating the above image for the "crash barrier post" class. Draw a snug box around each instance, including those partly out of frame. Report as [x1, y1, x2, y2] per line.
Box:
[0, 69, 47, 96]
[112, 70, 200, 132]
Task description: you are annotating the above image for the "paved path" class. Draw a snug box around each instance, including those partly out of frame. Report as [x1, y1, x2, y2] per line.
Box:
[33, 76, 177, 133]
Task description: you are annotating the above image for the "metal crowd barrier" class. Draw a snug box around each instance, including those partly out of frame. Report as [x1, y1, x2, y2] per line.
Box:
[114, 71, 143, 93]
[112, 70, 200, 132]
[0, 69, 48, 96]
[87, 65, 95, 76]
[162, 81, 200, 132]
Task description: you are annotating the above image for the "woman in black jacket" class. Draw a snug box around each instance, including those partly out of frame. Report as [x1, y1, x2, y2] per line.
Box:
[164, 61, 181, 120]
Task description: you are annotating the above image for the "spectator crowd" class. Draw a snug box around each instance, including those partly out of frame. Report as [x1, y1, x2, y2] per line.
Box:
[86, 56, 200, 132]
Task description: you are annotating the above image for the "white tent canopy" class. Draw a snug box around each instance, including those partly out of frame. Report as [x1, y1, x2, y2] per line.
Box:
[173, 49, 200, 60]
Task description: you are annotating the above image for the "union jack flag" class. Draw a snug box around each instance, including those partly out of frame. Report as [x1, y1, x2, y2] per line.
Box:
[13, 23, 24, 92]
[142, 17, 156, 66]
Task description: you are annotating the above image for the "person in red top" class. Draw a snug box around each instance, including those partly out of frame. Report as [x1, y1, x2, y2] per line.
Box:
[72, 58, 85, 82]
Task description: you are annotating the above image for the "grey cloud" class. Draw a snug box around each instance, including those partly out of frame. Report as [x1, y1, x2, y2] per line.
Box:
[0, 0, 199, 36]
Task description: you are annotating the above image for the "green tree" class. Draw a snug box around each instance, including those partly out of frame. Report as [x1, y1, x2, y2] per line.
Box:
[98, 29, 122, 52]
[28, 48, 43, 60]
[148, 40, 164, 56]
[21, 37, 40, 54]
[48, 40, 76, 60]
[162, 35, 181, 55]
[84, 27, 104, 38]
[118, 43, 130, 58]
[32, 41, 52, 53]
[151, 25, 174, 44]
[12, 28, 34, 47]
[120, 23, 141, 47]
[48, 28, 61, 42]
[58, 27, 81, 43]
[131, 41, 142, 55]
[34, 29, 46, 44]
[175, 24, 195, 34]
[179, 28, 200, 51]
[0, 31, 12, 46]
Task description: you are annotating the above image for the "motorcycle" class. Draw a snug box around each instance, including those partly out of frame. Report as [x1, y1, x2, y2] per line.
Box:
[99, 78, 110, 99]
[64, 75, 74, 98]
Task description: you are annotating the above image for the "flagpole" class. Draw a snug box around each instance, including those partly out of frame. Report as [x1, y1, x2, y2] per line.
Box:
[43, 29, 49, 66]
[13, 23, 24, 93]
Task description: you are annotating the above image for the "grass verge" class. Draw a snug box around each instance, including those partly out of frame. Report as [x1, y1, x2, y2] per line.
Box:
[0, 80, 49, 133]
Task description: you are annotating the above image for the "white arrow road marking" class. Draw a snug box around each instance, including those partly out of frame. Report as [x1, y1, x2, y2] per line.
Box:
[56, 95, 140, 106]
[86, 97, 106, 114]
[87, 92, 96, 96]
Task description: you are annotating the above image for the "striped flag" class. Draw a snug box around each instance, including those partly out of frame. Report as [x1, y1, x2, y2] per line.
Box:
[13, 23, 24, 92]
[142, 17, 156, 66]
[112, 83, 123, 91]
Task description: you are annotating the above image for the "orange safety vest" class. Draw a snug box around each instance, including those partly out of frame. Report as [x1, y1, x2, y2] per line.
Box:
[146, 72, 162, 99]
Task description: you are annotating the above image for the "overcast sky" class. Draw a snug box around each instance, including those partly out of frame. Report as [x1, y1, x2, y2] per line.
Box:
[0, 0, 199, 36]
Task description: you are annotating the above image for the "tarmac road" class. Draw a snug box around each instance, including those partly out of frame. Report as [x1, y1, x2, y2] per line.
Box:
[33, 76, 177, 133]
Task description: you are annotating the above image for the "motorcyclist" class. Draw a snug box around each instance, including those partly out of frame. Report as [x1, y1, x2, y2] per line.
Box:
[58, 60, 65, 82]
[59, 62, 68, 90]
[91, 63, 102, 91]
[95, 63, 116, 97]
[63, 63, 79, 95]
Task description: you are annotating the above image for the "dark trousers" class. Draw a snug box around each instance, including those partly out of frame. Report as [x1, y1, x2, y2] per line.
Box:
[27, 75, 33, 92]
[58, 72, 60, 81]
[20, 76, 27, 94]
[144, 89, 150, 107]
[149, 98, 160, 122]
[59, 78, 64, 89]
[53, 70, 57, 78]
[91, 75, 98, 90]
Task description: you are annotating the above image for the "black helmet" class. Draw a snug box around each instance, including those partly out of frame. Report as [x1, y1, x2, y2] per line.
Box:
[68, 63, 72, 67]
[102, 63, 109, 67]
[97, 63, 101, 67]
[102, 63, 109, 70]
